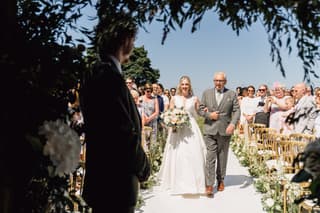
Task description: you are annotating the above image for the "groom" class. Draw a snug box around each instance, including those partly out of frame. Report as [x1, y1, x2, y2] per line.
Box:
[199, 71, 240, 198]
[81, 13, 150, 213]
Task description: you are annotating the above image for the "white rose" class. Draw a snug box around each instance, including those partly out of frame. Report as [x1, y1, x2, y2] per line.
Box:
[39, 119, 81, 177]
[265, 198, 274, 207]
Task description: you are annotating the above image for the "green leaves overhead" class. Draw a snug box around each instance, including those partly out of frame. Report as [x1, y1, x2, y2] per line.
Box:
[96, 0, 320, 82]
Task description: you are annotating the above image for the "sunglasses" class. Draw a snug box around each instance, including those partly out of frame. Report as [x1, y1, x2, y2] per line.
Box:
[145, 90, 152, 93]
[258, 89, 266, 92]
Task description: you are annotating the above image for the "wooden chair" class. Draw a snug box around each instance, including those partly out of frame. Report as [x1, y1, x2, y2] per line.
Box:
[247, 123, 266, 143]
[69, 135, 86, 197]
[278, 140, 307, 213]
[298, 200, 320, 213]
[255, 127, 277, 163]
[246, 123, 266, 150]
[142, 126, 153, 154]
[289, 133, 316, 143]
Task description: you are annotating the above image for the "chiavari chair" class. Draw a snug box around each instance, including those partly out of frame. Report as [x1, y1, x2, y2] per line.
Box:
[289, 133, 316, 143]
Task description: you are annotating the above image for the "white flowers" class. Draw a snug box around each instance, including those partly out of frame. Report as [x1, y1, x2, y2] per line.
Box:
[160, 107, 190, 131]
[265, 198, 274, 207]
[39, 119, 81, 177]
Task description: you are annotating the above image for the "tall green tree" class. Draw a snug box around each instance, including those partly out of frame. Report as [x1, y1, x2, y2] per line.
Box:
[123, 46, 160, 87]
[96, 0, 320, 83]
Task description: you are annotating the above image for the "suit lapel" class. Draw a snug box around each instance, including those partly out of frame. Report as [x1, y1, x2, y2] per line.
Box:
[108, 58, 142, 134]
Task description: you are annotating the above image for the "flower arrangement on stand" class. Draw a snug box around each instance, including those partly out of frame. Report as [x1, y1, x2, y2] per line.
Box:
[26, 119, 90, 213]
[160, 107, 190, 132]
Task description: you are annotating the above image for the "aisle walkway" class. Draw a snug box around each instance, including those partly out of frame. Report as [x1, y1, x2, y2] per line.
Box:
[136, 149, 265, 213]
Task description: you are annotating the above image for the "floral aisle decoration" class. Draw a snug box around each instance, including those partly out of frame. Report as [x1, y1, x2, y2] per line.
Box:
[160, 107, 190, 132]
[254, 173, 301, 213]
[231, 132, 300, 212]
[137, 129, 165, 209]
[26, 119, 89, 213]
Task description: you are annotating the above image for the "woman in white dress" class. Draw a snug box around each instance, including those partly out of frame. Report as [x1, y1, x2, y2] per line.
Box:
[158, 76, 207, 195]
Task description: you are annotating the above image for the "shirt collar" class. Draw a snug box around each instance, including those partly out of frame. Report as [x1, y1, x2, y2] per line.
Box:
[108, 55, 122, 73]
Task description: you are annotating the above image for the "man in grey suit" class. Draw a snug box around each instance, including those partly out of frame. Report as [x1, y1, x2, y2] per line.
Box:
[199, 72, 240, 198]
[290, 82, 318, 134]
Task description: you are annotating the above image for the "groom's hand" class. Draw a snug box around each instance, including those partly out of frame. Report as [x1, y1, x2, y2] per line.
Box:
[209, 111, 219, 120]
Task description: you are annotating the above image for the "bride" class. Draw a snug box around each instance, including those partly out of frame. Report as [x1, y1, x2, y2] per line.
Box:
[158, 75, 207, 195]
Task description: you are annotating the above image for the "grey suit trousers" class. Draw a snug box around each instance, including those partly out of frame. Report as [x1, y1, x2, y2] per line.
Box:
[203, 134, 230, 186]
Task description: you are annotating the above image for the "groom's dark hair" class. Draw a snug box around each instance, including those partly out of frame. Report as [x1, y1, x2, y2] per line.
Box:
[95, 11, 138, 59]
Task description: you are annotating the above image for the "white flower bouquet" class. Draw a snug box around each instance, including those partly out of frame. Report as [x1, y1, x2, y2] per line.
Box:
[160, 107, 190, 132]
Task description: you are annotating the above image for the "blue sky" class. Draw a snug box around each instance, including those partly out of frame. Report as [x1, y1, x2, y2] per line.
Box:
[77, 6, 319, 97]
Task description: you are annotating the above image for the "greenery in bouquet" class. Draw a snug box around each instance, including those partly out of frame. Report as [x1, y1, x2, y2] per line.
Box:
[160, 107, 190, 132]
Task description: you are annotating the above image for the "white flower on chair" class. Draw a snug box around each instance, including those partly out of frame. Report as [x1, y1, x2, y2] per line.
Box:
[39, 119, 81, 177]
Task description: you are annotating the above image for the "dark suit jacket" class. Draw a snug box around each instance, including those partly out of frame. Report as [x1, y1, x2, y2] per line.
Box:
[199, 88, 240, 136]
[81, 58, 150, 211]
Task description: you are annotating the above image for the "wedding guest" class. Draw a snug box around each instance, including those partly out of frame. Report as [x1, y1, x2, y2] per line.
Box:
[280, 96, 295, 135]
[239, 85, 259, 126]
[237, 87, 248, 106]
[158, 76, 207, 195]
[306, 85, 313, 96]
[131, 89, 145, 127]
[153, 82, 164, 114]
[170, 87, 176, 97]
[199, 71, 240, 198]
[158, 83, 170, 111]
[314, 91, 320, 138]
[290, 82, 318, 134]
[254, 84, 270, 127]
[236, 86, 242, 96]
[126, 77, 136, 91]
[164, 88, 171, 101]
[315, 90, 320, 109]
[141, 83, 159, 147]
[264, 82, 290, 133]
[137, 85, 145, 96]
[80, 13, 150, 213]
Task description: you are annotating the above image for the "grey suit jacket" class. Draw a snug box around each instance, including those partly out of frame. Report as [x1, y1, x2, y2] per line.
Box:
[292, 95, 318, 134]
[199, 88, 240, 136]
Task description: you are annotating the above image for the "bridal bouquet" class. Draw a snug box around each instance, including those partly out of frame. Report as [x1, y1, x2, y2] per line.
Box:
[160, 107, 190, 132]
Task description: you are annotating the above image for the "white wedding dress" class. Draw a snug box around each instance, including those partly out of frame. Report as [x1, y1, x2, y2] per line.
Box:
[158, 95, 207, 194]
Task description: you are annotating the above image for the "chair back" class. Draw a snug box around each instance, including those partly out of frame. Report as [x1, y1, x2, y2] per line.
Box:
[289, 133, 315, 143]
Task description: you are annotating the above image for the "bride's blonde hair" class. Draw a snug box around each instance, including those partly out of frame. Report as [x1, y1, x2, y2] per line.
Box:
[176, 75, 194, 96]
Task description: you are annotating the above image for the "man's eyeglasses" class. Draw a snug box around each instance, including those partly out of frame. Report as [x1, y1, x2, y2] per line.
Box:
[214, 80, 225, 83]
[258, 89, 266, 92]
[126, 82, 133, 84]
